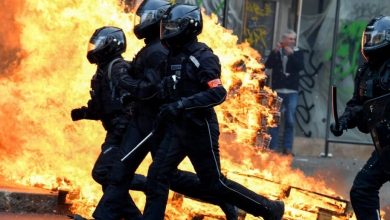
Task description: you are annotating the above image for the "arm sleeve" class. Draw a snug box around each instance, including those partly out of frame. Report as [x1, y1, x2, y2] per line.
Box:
[289, 50, 304, 72]
[84, 101, 101, 120]
[340, 67, 365, 128]
[118, 69, 161, 100]
[110, 60, 130, 91]
[264, 50, 278, 69]
[81, 72, 102, 120]
[180, 52, 227, 110]
[117, 51, 165, 100]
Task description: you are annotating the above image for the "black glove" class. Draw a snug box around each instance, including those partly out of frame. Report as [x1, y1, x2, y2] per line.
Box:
[159, 75, 179, 98]
[330, 123, 343, 136]
[71, 107, 87, 121]
[330, 117, 348, 137]
[158, 100, 184, 121]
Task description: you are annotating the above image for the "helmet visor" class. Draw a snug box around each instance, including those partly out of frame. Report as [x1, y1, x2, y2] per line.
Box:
[88, 36, 106, 52]
[137, 10, 158, 25]
[363, 30, 387, 47]
[161, 19, 188, 39]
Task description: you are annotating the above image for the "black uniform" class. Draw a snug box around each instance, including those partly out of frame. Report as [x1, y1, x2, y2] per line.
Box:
[71, 26, 151, 220]
[93, 37, 238, 220]
[330, 16, 390, 220]
[142, 39, 284, 220]
[334, 61, 390, 220]
[72, 56, 144, 220]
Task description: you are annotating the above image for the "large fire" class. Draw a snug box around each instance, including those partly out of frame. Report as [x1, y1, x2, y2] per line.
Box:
[0, 0, 378, 219]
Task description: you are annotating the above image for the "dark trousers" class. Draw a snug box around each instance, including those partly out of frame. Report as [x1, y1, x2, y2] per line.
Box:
[94, 115, 238, 220]
[93, 117, 152, 220]
[350, 151, 390, 220]
[143, 120, 276, 220]
[269, 92, 298, 152]
[91, 116, 143, 220]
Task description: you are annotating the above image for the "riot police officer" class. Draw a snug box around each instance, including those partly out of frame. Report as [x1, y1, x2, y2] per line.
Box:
[330, 15, 390, 220]
[142, 4, 285, 220]
[70, 26, 142, 220]
[93, 1, 238, 219]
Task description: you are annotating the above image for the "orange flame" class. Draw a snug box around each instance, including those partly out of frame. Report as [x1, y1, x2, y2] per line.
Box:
[0, 0, 380, 219]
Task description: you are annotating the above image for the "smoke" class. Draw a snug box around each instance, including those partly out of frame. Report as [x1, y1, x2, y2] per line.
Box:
[0, 0, 24, 74]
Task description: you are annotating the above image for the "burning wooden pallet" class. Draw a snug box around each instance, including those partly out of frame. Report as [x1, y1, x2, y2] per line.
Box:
[170, 171, 354, 220]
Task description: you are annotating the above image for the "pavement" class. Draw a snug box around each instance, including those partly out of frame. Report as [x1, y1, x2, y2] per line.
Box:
[292, 137, 390, 220]
[292, 137, 390, 204]
[292, 156, 390, 217]
[0, 213, 70, 220]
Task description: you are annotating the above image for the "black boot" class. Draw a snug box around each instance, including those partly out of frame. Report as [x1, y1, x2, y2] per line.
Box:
[219, 202, 238, 220]
[264, 200, 285, 220]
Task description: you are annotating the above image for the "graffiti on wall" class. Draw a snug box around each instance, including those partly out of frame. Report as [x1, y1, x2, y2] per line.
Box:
[243, 1, 276, 55]
[324, 21, 366, 82]
[296, 50, 323, 137]
[294, 1, 387, 139]
[295, 19, 365, 138]
[325, 3, 385, 83]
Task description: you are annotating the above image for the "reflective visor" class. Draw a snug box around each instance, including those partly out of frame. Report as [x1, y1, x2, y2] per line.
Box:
[363, 30, 387, 46]
[164, 20, 180, 31]
[161, 19, 188, 38]
[140, 10, 157, 24]
[161, 20, 178, 37]
[87, 36, 106, 52]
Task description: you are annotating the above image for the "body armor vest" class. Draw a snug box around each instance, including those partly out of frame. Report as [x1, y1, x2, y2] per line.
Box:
[359, 60, 390, 173]
[163, 42, 218, 125]
[164, 43, 209, 102]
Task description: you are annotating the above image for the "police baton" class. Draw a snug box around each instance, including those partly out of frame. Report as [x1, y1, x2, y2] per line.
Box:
[120, 130, 154, 162]
[120, 108, 166, 162]
[331, 85, 343, 136]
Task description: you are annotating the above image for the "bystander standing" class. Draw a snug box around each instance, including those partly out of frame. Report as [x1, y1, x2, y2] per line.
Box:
[264, 30, 304, 155]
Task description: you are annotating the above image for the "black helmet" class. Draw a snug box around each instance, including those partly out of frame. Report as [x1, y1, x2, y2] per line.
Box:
[160, 4, 202, 49]
[361, 15, 390, 63]
[133, 0, 171, 40]
[87, 26, 126, 64]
